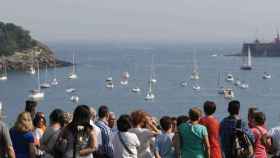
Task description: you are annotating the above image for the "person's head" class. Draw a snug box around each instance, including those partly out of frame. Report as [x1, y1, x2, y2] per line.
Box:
[49, 109, 65, 127]
[170, 117, 177, 132]
[72, 105, 91, 127]
[228, 100, 240, 116]
[160, 116, 172, 132]
[248, 106, 258, 122]
[108, 112, 116, 129]
[98, 105, 109, 120]
[189, 107, 202, 122]
[33, 113, 46, 128]
[203, 101, 216, 116]
[25, 100, 37, 119]
[176, 115, 189, 127]
[131, 110, 148, 127]
[253, 111, 266, 126]
[14, 112, 34, 132]
[117, 114, 132, 132]
[63, 112, 73, 126]
[89, 107, 97, 122]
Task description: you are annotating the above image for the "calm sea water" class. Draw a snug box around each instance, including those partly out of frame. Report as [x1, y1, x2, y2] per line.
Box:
[1, 42, 280, 128]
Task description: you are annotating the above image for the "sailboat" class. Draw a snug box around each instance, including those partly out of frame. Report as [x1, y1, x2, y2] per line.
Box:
[120, 71, 130, 85]
[70, 95, 79, 103]
[51, 61, 58, 86]
[192, 83, 201, 91]
[234, 78, 241, 86]
[69, 53, 77, 79]
[262, 72, 271, 79]
[241, 47, 252, 70]
[145, 80, 155, 100]
[0, 58, 7, 81]
[150, 55, 157, 83]
[29, 51, 36, 75]
[41, 65, 51, 88]
[217, 73, 225, 94]
[131, 64, 141, 93]
[190, 51, 199, 80]
[29, 63, 44, 100]
[105, 77, 114, 88]
[226, 73, 234, 82]
[240, 81, 249, 89]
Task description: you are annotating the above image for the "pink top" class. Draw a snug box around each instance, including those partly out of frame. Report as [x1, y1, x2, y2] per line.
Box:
[252, 126, 268, 158]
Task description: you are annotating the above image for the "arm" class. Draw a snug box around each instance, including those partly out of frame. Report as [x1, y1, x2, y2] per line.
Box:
[155, 152, 161, 158]
[172, 132, 181, 158]
[7, 145, 15, 158]
[80, 129, 97, 156]
[203, 135, 210, 158]
[3, 125, 15, 158]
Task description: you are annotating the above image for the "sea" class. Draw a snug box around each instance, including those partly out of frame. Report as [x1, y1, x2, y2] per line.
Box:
[1, 42, 279, 128]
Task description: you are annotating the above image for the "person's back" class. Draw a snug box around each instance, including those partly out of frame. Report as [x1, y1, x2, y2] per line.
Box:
[268, 126, 280, 157]
[0, 121, 15, 158]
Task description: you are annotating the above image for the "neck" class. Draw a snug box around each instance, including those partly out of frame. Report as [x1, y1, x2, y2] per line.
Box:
[51, 123, 61, 128]
[164, 129, 172, 133]
[191, 120, 199, 124]
[99, 118, 108, 124]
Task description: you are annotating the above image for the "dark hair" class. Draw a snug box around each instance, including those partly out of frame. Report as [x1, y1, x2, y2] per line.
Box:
[254, 112, 266, 125]
[33, 113, 46, 128]
[248, 106, 258, 120]
[117, 114, 132, 132]
[49, 109, 65, 127]
[228, 100, 240, 115]
[98, 105, 109, 118]
[71, 105, 91, 128]
[160, 116, 172, 131]
[176, 115, 189, 127]
[189, 107, 201, 121]
[204, 101, 216, 115]
[25, 100, 37, 112]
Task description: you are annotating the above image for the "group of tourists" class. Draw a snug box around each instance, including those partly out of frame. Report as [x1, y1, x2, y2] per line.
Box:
[1, 99, 280, 158]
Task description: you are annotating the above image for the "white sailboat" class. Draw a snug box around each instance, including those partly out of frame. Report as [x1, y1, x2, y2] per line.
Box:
[226, 73, 234, 82]
[66, 88, 76, 93]
[41, 65, 51, 88]
[241, 47, 252, 70]
[192, 83, 201, 91]
[234, 78, 241, 86]
[145, 80, 155, 100]
[240, 82, 249, 89]
[0, 58, 7, 81]
[131, 64, 141, 93]
[51, 62, 58, 86]
[29, 63, 44, 100]
[120, 71, 130, 85]
[150, 55, 157, 83]
[132, 87, 141, 93]
[70, 95, 79, 103]
[262, 72, 271, 79]
[190, 52, 199, 80]
[105, 77, 114, 88]
[69, 53, 77, 79]
[29, 51, 36, 75]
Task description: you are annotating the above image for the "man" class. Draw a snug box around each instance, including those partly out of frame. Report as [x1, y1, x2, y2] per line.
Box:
[0, 115, 15, 158]
[95, 105, 114, 158]
[89, 107, 102, 149]
[108, 112, 116, 129]
[220, 100, 254, 158]
[25, 100, 37, 120]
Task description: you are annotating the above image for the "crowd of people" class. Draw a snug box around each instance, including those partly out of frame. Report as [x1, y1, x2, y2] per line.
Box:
[1, 99, 280, 158]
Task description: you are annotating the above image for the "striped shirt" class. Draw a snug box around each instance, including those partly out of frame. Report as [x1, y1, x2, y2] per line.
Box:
[96, 120, 114, 158]
[269, 126, 280, 156]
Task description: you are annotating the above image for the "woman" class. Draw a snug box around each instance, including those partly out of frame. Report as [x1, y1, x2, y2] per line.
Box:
[199, 101, 222, 158]
[178, 107, 210, 158]
[33, 113, 47, 158]
[248, 106, 258, 128]
[10, 112, 36, 158]
[112, 114, 140, 158]
[40, 109, 65, 158]
[54, 105, 97, 158]
[251, 112, 269, 158]
[129, 110, 160, 158]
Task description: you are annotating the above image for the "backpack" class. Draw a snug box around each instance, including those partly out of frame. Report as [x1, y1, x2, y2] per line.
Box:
[231, 120, 254, 158]
[255, 127, 274, 154]
[50, 128, 70, 158]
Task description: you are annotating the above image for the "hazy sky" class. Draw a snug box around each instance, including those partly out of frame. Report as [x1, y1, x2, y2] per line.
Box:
[1, 0, 280, 43]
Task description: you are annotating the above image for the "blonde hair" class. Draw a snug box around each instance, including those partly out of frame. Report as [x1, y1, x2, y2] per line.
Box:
[14, 112, 34, 132]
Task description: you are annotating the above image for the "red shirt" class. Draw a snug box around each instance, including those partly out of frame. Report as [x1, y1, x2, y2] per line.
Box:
[200, 116, 222, 158]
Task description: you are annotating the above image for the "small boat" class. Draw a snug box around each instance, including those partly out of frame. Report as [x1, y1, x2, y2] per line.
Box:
[120, 72, 130, 86]
[211, 54, 218, 57]
[28, 51, 36, 75]
[190, 52, 200, 80]
[226, 74, 234, 82]
[217, 86, 225, 94]
[131, 87, 141, 93]
[234, 79, 241, 86]
[51, 78, 58, 86]
[40, 65, 51, 89]
[240, 82, 249, 89]
[150, 54, 157, 83]
[180, 81, 188, 87]
[120, 80, 128, 86]
[145, 80, 155, 100]
[70, 95, 79, 103]
[192, 83, 201, 91]
[29, 63, 44, 100]
[0, 58, 8, 81]
[262, 72, 271, 79]
[105, 77, 114, 88]
[66, 88, 76, 93]
[69, 53, 77, 79]
[241, 46, 252, 70]
[224, 88, 234, 99]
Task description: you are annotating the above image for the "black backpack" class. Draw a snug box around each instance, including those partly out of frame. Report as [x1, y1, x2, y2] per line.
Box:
[231, 120, 254, 158]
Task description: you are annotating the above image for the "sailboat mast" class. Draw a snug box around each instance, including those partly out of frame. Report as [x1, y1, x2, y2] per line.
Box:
[248, 47, 252, 66]
[72, 53, 75, 73]
[37, 63, 41, 90]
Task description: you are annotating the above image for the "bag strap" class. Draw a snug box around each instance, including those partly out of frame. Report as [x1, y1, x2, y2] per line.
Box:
[236, 119, 242, 129]
[118, 132, 133, 155]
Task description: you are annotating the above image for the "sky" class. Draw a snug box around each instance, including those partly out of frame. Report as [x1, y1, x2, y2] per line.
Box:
[1, 0, 280, 43]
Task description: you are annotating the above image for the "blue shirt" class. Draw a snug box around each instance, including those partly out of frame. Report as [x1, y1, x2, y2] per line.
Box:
[220, 116, 254, 158]
[10, 128, 34, 158]
[96, 120, 114, 158]
[155, 131, 175, 158]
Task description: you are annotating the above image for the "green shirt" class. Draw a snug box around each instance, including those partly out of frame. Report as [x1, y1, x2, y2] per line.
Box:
[178, 123, 208, 158]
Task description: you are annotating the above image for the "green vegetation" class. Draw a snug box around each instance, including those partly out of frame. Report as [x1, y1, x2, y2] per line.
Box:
[0, 21, 35, 56]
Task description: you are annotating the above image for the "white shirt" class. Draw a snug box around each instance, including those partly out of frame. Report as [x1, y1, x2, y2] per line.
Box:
[269, 126, 280, 156]
[90, 120, 102, 148]
[112, 131, 140, 158]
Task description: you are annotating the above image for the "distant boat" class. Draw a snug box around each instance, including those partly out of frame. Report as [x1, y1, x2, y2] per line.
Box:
[69, 53, 77, 79]
[28, 51, 36, 75]
[0, 58, 8, 81]
[211, 54, 218, 57]
[70, 95, 79, 103]
[190, 52, 199, 80]
[262, 72, 271, 79]
[51, 61, 58, 86]
[66, 88, 76, 93]
[241, 47, 252, 70]
[131, 87, 141, 93]
[192, 83, 201, 91]
[105, 77, 114, 88]
[240, 82, 249, 89]
[120, 72, 130, 86]
[180, 81, 188, 87]
[41, 65, 51, 89]
[29, 63, 44, 100]
[150, 54, 157, 83]
[226, 74, 234, 82]
[224, 88, 234, 99]
[234, 78, 241, 86]
[145, 80, 155, 100]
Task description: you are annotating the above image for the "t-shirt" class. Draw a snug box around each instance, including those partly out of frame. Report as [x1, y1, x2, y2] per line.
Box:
[252, 126, 268, 158]
[34, 127, 45, 156]
[90, 120, 102, 148]
[112, 131, 140, 158]
[155, 132, 175, 158]
[129, 127, 154, 158]
[179, 123, 208, 158]
[269, 126, 280, 156]
[0, 121, 13, 157]
[10, 127, 34, 158]
[40, 126, 60, 158]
